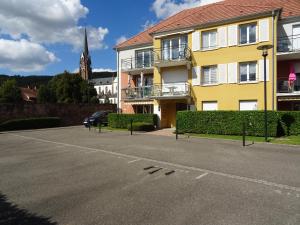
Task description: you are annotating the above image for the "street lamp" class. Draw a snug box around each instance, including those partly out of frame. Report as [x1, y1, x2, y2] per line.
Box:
[257, 44, 273, 142]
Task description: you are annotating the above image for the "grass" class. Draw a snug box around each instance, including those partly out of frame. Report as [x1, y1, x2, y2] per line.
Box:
[186, 133, 300, 145]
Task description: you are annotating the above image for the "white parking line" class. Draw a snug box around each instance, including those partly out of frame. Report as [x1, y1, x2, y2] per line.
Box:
[196, 173, 209, 180]
[10, 133, 300, 193]
[128, 159, 141, 164]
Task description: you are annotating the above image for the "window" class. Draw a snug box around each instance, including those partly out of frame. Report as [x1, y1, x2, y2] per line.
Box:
[239, 62, 257, 82]
[162, 36, 187, 60]
[239, 101, 258, 111]
[202, 30, 217, 50]
[202, 66, 218, 85]
[239, 23, 257, 44]
[135, 49, 153, 68]
[203, 101, 218, 111]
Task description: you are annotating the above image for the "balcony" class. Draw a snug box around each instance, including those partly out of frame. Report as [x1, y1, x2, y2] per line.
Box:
[151, 82, 191, 100]
[153, 45, 192, 70]
[121, 55, 154, 75]
[277, 35, 300, 60]
[277, 78, 300, 97]
[122, 86, 153, 101]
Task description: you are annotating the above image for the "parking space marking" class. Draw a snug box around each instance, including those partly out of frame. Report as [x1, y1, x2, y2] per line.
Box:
[196, 173, 209, 180]
[128, 159, 141, 164]
[9, 133, 300, 193]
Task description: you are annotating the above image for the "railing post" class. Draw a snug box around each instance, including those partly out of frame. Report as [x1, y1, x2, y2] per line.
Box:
[130, 119, 133, 136]
[242, 120, 246, 147]
[176, 118, 179, 140]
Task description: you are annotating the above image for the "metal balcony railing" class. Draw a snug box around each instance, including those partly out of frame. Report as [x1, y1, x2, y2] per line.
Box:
[278, 34, 300, 53]
[277, 78, 300, 93]
[121, 56, 154, 72]
[122, 86, 153, 100]
[153, 44, 191, 62]
[151, 82, 190, 98]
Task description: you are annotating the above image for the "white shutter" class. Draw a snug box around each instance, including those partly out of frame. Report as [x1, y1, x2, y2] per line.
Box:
[218, 27, 227, 48]
[228, 25, 238, 46]
[218, 64, 227, 84]
[192, 66, 201, 86]
[192, 31, 200, 51]
[203, 102, 218, 111]
[259, 59, 270, 81]
[259, 19, 269, 42]
[228, 62, 238, 83]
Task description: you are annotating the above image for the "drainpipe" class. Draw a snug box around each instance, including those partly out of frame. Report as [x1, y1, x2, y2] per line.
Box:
[117, 50, 120, 113]
[272, 10, 278, 111]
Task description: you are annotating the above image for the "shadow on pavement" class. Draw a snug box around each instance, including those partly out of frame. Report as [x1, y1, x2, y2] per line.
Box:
[0, 192, 57, 225]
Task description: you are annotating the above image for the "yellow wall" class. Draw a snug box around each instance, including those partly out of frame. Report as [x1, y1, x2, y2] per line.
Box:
[153, 16, 277, 111]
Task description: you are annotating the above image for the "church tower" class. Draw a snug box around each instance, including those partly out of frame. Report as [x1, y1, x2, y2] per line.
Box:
[79, 28, 92, 80]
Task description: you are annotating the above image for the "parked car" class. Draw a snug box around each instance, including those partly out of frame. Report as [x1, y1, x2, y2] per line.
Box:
[83, 111, 111, 127]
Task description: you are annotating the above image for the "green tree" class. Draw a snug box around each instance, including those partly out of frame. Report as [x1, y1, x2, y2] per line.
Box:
[0, 79, 22, 103]
[37, 84, 56, 103]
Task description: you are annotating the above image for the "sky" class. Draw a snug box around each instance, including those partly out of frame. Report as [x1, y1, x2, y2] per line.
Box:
[0, 0, 220, 76]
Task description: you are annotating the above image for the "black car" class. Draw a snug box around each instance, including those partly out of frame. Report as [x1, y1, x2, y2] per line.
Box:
[83, 111, 111, 127]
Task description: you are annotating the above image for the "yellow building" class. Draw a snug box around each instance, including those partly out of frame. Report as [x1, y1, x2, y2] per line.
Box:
[115, 0, 300, 128]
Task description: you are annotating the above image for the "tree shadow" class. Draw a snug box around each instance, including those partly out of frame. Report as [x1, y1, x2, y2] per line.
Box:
[0, 192, 58, 225]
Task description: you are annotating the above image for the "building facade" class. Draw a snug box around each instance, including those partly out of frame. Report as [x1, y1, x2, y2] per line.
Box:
[116, 0, 300, 128]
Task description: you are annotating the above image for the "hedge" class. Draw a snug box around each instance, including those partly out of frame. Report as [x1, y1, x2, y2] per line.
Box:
[108, 113, 158, 129]
[278, 111, 300, 136]
[0, 117, 61, 131]
[127, 122, 155, 132]
[177, 111, 289, 137]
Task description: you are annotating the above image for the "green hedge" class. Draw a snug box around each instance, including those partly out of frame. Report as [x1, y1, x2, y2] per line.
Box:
[177, 111, 282, 137]
[278, 112, 300, 136]
[108, 113, 158, 129]
[127, 122, 155, 132]
[0, 117, 61, 131]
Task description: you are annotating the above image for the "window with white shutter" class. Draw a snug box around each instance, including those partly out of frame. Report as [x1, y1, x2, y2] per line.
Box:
[192, 66, 201, 86]
[228, 25, 238, 46]
[239, 23, 257, 44]
[228, 62, 238, 83]
[239, 62, 257, 82]
[192, 31, 200, 51]
[218, 64, 227, 84]
[201, 30, 217, 50]
[259, 59, 270, 81]
[218, 27, 227, 48]
[201, 66, 218, 85]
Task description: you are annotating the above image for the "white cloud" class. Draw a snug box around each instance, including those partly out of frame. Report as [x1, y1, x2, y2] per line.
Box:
[116, 36, 128, 45]
[0, 0, 109, 50]
[151, 0, 223, 19]
[141, 20, 156, 31]
[0, 39, 58, 72]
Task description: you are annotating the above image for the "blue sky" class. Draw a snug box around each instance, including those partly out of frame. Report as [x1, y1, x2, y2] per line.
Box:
[0, 0, 218, 76]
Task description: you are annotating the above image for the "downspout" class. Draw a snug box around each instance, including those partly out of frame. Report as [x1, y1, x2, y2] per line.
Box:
[272, 10, 275, 111]
[117, 50, 120, 113]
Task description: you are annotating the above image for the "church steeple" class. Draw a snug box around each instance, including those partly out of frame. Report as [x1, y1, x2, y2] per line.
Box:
[79, 28, 92, 81]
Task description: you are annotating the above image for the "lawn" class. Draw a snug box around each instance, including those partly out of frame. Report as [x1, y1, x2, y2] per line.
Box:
[186, 133, 300, 146]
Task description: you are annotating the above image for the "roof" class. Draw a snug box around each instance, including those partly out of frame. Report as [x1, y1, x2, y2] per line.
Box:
[115, 0, 300, 50]
[20, 87, 37, 102]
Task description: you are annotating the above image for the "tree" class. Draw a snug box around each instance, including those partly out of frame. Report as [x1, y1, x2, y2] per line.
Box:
[37, 84, 56, 103]
[0, 79, 22, 103]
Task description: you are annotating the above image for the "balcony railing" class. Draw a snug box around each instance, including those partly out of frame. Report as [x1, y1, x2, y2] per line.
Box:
[278, 34, 300, 53]
[121, 56, 154, 72]
[277, 78, 300, 94]
[122, 86, 153, 100]
[122, 82, 191, 100]
[151, 82, 190, 99]
[153, 45, 191, 63]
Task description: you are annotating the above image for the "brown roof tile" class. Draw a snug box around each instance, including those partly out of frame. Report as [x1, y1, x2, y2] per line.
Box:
[115, 0, 300, 50]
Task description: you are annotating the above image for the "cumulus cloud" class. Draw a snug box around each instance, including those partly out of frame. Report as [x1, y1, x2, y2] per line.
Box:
[141, 20, 156, 31]
[93, 68, 116, 73]
[0, 39, 58, 72]
[152, 0, 223, 19]
[116, 36, 128, 45]
[0, 0, 109, 50]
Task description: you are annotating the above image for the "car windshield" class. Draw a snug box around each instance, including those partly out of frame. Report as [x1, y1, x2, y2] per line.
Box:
[91, 112, 101, 117]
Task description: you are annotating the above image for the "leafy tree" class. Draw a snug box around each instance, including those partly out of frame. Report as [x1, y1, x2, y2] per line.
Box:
[0, 79, 22, 103]
[37, 84, 56, 103]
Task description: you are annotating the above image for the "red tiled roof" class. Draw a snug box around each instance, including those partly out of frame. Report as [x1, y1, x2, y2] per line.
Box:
[115, 0, 300, 50]
[20, 87, 37, 102]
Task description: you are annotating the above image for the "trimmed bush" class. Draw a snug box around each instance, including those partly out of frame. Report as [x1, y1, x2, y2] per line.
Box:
[108, 113, 158, 129]
[177, 111, 280, 137]
[127, 122, 155, 132]
[278, 111, 300, 136]
[0, 117, 61, 131]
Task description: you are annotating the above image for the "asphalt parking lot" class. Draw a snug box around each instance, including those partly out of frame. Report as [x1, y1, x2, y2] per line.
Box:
[0, 126, 299, 225]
